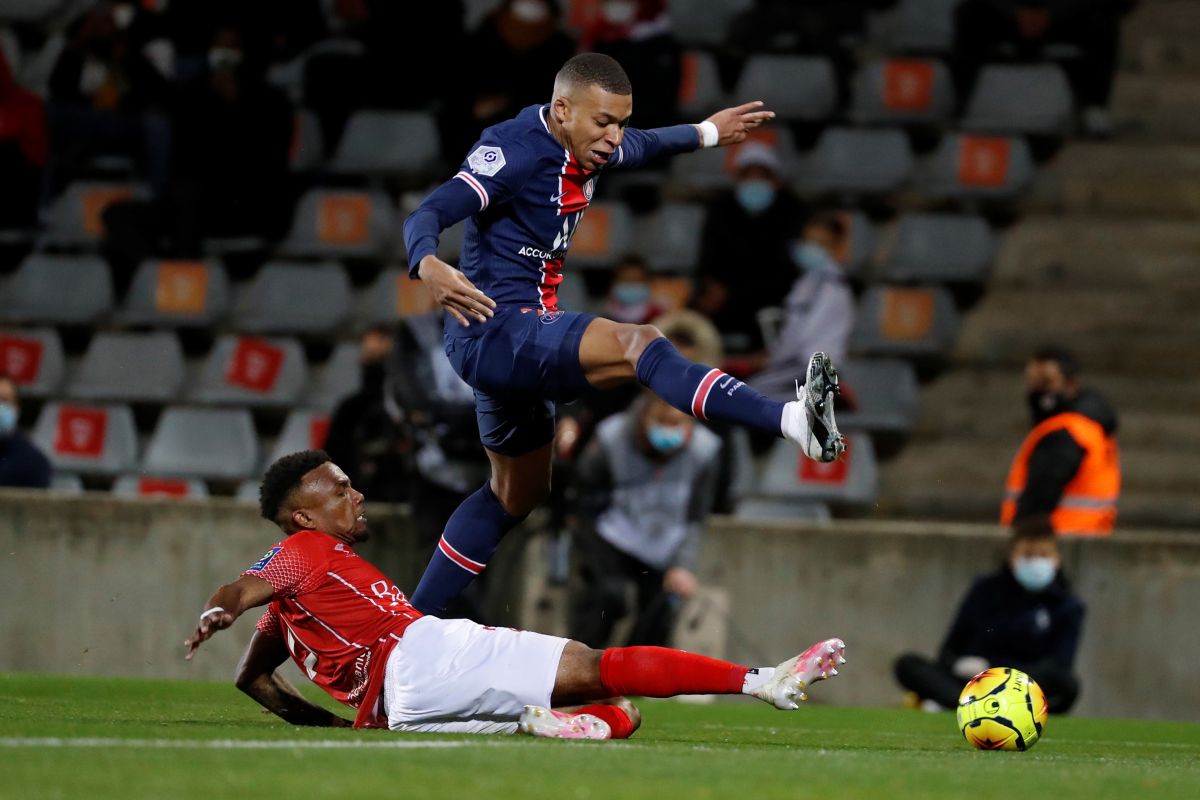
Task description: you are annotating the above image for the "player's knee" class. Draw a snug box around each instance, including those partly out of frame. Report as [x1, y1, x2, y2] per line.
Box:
[612, 696, 642, 732]
[491, 475, 551, 517]
[616, 323, 664, 368]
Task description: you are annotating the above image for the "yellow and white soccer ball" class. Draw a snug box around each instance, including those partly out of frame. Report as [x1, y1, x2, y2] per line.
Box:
[956, 667, 1049, 751]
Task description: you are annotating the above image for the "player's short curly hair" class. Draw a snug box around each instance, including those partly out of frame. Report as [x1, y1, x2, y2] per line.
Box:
[555, 52, 632, 96]
[259, 449, 330, 525]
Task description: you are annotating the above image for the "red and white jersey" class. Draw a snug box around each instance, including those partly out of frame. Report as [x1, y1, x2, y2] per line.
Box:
[243, 530, 422, 727]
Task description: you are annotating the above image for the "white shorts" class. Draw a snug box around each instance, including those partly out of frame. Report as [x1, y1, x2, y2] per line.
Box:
[383, 616, 570, 734]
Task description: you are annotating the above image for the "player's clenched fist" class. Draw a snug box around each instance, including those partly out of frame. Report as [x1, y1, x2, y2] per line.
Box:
[418, 256, 498, 328]
[704, 101, 776, 146]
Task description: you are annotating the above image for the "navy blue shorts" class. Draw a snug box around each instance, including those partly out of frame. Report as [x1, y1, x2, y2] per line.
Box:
[444, 307, 595, 456]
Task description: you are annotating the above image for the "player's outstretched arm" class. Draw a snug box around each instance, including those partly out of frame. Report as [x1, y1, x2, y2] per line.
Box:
[184, 574, 275, 660]
[611, 101, 775, 171]
[235, 631, 353, 728]
[702, 100, 776, 147]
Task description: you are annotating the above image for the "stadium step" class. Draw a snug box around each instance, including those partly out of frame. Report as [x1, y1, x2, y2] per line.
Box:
[1112, 73, 1200, 143]
[1122, 0, 1200, 77]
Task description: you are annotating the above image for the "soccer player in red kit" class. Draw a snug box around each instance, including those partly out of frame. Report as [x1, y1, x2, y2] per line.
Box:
[186, 450, 846, 738]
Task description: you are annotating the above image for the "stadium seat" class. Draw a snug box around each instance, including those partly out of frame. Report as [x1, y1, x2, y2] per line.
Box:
[357, 267, 438, 328]
[849, 285, 961, 359]
[849, 58, 954, 125]
[31, 402, 138, 475]
[796, 127, 915, 195]
[0, 254, 113, 324]
[634, 203, 707, 273]
[289, 109, 325, 173]
[836, 358, 921, 435]
[190, 335, 307, 407]
[118, 259, 229, 327]
[67, 331, 186, 403]
[678, 50, 726, 119]
[882, 0, 964, 54]
[734, 55, 837, 122]
[142, 406, 258, 480]
[49, 472, 84, 494]
[267, 410, 332, 465]
[305, 341, 362, 410]
[757, 434, 878, 506]
[41, 181, 149, 249]
[280, 189, 396, 259]
[330, 110, 440, 178]
[0, 327, 64, 398]
[668, 0, 754, 47]
[733, 498, 832, 522]
[962, 64, 1075, 136]
[669, 127, 798, 191]
[111, 474, 210, 500]
[915, 133, 1035, 200]
[837, 210, 878, 279]
[881, 213, 997, 284]
[231, 261, 352, 335]
[235, 480, 260, 503]
[567, 202, 635, 268]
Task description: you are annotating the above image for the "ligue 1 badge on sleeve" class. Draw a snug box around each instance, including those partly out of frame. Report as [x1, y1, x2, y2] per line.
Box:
[469, 145, 506, 176]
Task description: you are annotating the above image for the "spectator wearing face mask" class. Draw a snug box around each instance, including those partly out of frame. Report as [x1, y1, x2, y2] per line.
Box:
[692, 141, 808, 355]
[893, 517, 1085, 714]
[568, 390, 722, 649]
[1001, 346, 1120, 537]
[604, 255, 664, 325]
[0, 372, 52, 490]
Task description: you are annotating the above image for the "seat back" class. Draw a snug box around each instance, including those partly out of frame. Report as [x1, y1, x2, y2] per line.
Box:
[119, 260, 229, 327]
[1, 254, 113, 324]
[963, 63, 1074, 135]
[797, 127, 914, 195]
[280, 189, 396, 258]
[734, 55, 837, 121]
[142, 406, 258, 480]
[32, 402, 138, 474]
[850, 285, 961, 358]
[0, 327, 64, 398]
[232, 262, 352, 335]
[850, 57, 954, 124]
[882, 213, 996, 284]
[67, 331, 185, 402]
[190, 335, 307, 406]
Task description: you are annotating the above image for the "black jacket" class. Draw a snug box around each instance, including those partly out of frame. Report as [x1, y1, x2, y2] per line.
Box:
[0, 431, 52, 489]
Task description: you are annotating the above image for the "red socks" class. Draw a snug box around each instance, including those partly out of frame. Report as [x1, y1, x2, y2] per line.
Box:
[575, 704, 637, 739]
[599, 646, 749, 698]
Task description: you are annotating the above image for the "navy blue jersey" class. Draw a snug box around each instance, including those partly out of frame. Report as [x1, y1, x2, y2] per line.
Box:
[404, 104, 699, 317]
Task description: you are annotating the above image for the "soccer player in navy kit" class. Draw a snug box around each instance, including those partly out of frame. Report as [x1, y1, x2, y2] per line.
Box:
[403, 54, 843, 617]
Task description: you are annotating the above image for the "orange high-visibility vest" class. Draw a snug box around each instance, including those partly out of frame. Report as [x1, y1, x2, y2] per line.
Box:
[1001, 411, 1120, 536]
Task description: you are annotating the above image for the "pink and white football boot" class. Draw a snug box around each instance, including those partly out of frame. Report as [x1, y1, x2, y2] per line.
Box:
[751, 638, 847, 710]
[518, 705, 612, 740]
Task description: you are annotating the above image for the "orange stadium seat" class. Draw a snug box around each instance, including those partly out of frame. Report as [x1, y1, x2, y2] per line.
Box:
[916, 133, 1035, 200]
[280, 189, 396, 259]
[678, 50, 726, 119]
[850, 285, 961, 359]
[566, 202, 635, 268]
[41, 181, 149, 249]
[32, 402, 138, 475]
[849, 57, 954, 125]
[118, 259, 229, 327]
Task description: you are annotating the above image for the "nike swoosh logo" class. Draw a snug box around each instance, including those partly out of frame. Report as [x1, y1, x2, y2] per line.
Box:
[719, 376, 734, 389]
[549, 191, 567, 204]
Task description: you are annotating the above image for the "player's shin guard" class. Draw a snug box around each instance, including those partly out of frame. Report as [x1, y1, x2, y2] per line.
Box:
[410, 482, 524, 616]
[635, 337, 784, 433]
[599, 646, 749, 698]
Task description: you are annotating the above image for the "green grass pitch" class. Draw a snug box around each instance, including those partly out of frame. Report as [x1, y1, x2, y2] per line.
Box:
[2, 674, 1198, 800]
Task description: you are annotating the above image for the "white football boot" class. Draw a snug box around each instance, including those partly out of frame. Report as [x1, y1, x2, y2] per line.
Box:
[751, 638, 847, 711]
[781, 352, 845, 463]
[517, 705, 612, 740]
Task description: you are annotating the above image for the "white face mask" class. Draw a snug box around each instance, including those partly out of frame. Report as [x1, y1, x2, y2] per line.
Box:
[1012, 556, 1058, 592]
[510, 0, 550, 23]
[0, 401, 17, 437]
[601, 0, 638, 25]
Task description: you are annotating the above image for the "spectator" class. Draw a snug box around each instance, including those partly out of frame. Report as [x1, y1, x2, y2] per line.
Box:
[0, 43, 46, 230]
[894, 517, 1085, 714]
[324, 325, 410, 505]
[0, 372, 51, 489]
[750, 212, 856, 400]
[1001, 346, 1120, 536]
[569, 390, 722, 649]
[604, 255, 664, 324]
[692, 141, 808, 354]
[953, 0, 1137, 138]
[580, 1, 680, 130]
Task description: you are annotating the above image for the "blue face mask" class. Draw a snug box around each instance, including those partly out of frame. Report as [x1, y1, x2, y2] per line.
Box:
[646, 422, 687, 454]
[0, 402, 16, 437]
[612, 282, 650, 306]
[1012, 556, 1057, 592]
[791, 241, 840, 275]
[735, 180, 776, 215]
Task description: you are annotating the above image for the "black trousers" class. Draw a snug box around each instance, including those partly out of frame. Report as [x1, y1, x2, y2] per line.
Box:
[568, 527, 675, 650]
[894, 653, 1081, 714]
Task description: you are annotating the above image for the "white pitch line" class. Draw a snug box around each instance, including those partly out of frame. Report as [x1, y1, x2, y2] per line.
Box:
[0, 737, 480, 750]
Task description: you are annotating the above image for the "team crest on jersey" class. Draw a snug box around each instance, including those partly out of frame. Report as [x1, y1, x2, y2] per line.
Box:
[583, 178, 595, 200]
[468, 145, 506, 177]
[247, 546, 283, 573]
[539, 311, 565, 324]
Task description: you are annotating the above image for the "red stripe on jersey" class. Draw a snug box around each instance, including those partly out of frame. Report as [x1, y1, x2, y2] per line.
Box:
[538, 257, 564, 313]
[438, 535, 486, 574]
[557, 154, 592, 216]
[454, 171, 489, 210]
[691, 368, 724, 420]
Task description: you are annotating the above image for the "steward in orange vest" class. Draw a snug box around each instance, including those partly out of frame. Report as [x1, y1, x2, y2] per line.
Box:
[1001, 389, 1120, 536]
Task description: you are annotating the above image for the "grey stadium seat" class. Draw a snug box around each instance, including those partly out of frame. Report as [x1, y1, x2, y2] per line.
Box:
[67, 331, 185, 403]
[236, 480, 261, 504]
[0, 327, 64, 398]
[49, 473, 84, 494]
[290, 108, 324, 173]
[796, 127, 914, 195]
[41, 181, 149, 248]
[190, 335, 307, 406]
[733, 498, 831, 523]
[849, 57, 954, 125]
[567, 202, 635, 268]
[32, 402, 138, 475]
[837, 358, 921, 435]
[678, 50, 726, 119]
[280, 189, 396, 259]
[962, 63, 1074, 136]
[669, 128, 798, 191]
[882, 213, 997, 284]
[757, 433, 878, 507]
[634, 203, 707, 273]
[839, 210, 878, 279]
[112, 474, 209, 500]
[305, 341, 362, 410]
[118, 259, 229, 327]
[882, 0, 964, 54]
[734, 55, 837, 122]
[357, 267, 441, 329]
[330, 110, 440, 178]
[0, 254, 113, 324]
[668, 0, 754, 47]
[142, 406, 258, 480]
[267, 409, 332, 465]
[232, 261, 352, 335]
[849, 285, 961, 359]
[915, 133, 1035, 200]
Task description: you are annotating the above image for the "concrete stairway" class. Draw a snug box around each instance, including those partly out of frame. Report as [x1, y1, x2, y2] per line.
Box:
[875, 0, 1200, 530]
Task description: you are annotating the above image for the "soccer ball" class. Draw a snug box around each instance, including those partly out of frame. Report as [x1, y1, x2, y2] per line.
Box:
[956, 667, 1049, 751]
